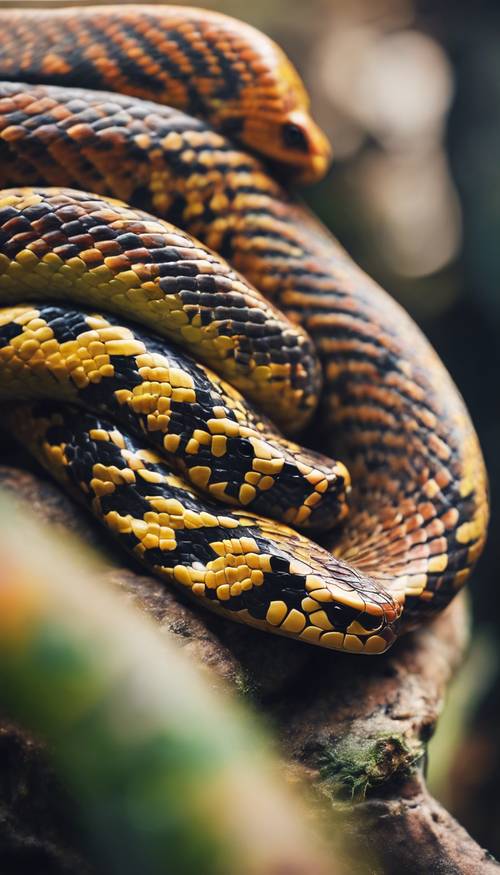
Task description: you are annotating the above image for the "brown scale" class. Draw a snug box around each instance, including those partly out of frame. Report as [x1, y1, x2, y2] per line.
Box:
[0, 29, 489, 644]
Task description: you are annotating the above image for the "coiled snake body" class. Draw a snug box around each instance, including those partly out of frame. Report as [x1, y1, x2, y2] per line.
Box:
[0, 6, 489, 653]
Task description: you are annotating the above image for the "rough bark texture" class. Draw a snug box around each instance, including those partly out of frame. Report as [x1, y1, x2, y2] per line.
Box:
[0, 461, 496, 875]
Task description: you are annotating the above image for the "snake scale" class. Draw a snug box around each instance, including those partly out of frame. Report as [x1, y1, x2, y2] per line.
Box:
[0, 5, 489, 653]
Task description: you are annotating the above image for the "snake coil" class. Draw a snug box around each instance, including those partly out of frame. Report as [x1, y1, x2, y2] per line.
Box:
[0, 5, 489, 653]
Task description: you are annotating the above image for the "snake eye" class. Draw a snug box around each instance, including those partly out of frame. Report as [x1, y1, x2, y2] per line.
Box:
[282, 121, 309, 153]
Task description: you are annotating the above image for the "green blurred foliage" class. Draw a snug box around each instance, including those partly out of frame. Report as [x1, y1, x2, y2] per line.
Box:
[0, 497, 338, 875]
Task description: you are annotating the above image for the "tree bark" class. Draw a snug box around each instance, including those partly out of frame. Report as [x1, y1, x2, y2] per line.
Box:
[0, 462, 496, 875]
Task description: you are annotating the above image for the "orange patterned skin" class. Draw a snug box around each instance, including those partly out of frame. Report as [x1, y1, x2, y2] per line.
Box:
[0, 5, 331, 182]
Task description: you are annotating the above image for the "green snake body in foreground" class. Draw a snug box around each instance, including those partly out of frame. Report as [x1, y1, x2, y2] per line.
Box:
[0, 7, 489, 652]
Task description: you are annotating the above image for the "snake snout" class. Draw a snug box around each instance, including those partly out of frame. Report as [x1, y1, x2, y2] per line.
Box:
[300, 545, 404, 648]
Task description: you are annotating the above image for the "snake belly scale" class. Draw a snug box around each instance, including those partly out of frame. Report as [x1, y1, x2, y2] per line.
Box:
[0, 6, 489, 652]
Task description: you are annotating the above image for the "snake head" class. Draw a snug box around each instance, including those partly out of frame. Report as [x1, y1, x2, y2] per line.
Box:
[247, 112, 332, 184]
[210, 24, 332, 183]
[220, 108, 332, 185]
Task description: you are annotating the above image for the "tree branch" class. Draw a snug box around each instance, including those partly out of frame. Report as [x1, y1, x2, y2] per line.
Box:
[0, 463, 496, 874]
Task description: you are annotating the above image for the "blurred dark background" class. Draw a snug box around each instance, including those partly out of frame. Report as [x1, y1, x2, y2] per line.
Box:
[179, 0, 500, 853]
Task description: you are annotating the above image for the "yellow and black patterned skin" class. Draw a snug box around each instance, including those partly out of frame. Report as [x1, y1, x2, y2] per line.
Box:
[0, 303, 349, 531]
[0, 9, 489, 652]
[0, 5, 331, 182]
[4, 401, 400, 654]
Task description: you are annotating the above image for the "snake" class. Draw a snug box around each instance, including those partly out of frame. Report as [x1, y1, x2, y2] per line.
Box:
[0, 5, 489, 654]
